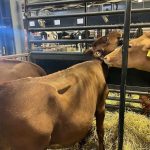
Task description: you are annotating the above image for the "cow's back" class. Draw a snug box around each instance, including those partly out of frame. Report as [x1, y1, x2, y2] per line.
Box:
[0, 59, 46, 83]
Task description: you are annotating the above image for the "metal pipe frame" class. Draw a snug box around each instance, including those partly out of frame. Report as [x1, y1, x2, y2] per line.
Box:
[0, 53, 29, 61]
[29, 51, 93, 61]
[108, 97, 141, 104]
[0, 53, 29, 59]
[108, 85, 150, 94]
[109, 89, 150, 95]
[25, 0, 32, 50]
[106, 104, 145, 114]
[29, 39, 95, 43]
[118, 0, 131, 149]
[26, 0, 104, 7]
[84, 1, 88, 49]
[28, 23, 150, 32]
[27, 8, 150, 20]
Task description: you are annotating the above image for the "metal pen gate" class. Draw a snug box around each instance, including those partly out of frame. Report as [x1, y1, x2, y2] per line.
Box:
[24, 0, 150, 149]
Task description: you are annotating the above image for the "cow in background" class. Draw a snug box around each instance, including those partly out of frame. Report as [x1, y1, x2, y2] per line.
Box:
[88, 32, 150, 116]
[103, 32, 150, 72]
[0, 59, 46, 84]
[103, 32, 150, 116]
[0, 60, 108, 150]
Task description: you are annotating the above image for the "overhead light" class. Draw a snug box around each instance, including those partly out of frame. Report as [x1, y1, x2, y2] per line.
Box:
[138, 0, 143, 2]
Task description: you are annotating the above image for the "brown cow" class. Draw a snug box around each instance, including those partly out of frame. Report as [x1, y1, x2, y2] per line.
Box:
[102, 33, 150, 115]
[0, 60, 108, 150]
[93, 31, 122, 53]
[84, 31, 122, 59]
[0, 59, 46, 83]
[103, 32, 150, 72]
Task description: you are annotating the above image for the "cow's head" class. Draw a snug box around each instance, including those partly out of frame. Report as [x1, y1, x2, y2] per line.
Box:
[103, 32, 150, 70]
[87, 31, 123, 61]
[92, 31, 123, 54]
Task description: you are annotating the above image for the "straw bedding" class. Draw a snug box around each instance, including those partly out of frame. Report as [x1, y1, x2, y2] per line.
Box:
[48, 111, 150, 150]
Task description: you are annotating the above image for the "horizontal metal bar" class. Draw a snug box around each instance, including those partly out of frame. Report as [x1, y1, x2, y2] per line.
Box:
[29, 39, 95, 43]
[106, 104, 143, 113]
[110, 90, 150, 95]
[109, 89, 150, 95]
[108, 88, 150, 95]
[108, 84, 150, 92]
[28, 23, 150, 31]
[28, 25, 122, 31]
[27, 8, 150, 20]
[0, 53, 29, 59]
[26, 0, 103, 7]
[27, 11, 123, 20]
[107, 96, 141, 103]
[29, 51, 93, 61]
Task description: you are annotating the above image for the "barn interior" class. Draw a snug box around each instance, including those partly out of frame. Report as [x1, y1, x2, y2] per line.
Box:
[0, 0, 150, 150]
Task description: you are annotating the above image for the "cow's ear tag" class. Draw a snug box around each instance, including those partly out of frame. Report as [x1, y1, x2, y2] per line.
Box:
[147, 50, 150, 57]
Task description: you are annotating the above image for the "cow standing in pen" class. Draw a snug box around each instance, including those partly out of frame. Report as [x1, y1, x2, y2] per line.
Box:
[0, 60, 108, 150]
[103, 32, 150, 72]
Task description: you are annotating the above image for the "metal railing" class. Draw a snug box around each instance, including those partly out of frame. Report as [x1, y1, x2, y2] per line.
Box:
[27, 8, 150, 20]
[0, 53, 29, 61]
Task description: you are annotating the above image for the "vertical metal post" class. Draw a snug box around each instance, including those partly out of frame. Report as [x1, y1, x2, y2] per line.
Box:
[24, 0, 31, 52]
[84, 0, 88, 50]
[118, 0, 131, 150]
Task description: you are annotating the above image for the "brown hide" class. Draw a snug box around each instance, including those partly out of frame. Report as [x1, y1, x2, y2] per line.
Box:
[84, 31, 122, 60]
[104, 32, 150, 72]
[139, 95, 150, 115]
[129, 32, 150, 51]
[93, 31, 122, 53]
[0, 60, 108, 150]
[0, 59, 46, 83]
[103, 33, 150, 114]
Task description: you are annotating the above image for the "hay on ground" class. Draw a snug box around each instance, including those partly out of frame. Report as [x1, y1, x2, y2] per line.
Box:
[48, 111, 150, 150]
[105, 111, 150, 150]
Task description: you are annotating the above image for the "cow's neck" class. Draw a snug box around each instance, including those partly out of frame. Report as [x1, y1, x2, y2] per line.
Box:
[136, 57, 150, 72]
[129, 51, 150, 72]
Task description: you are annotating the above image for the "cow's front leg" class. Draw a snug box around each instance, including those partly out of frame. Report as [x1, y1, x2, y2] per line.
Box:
[95, 108, 105, 150]
[96, 85, 108, 150]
